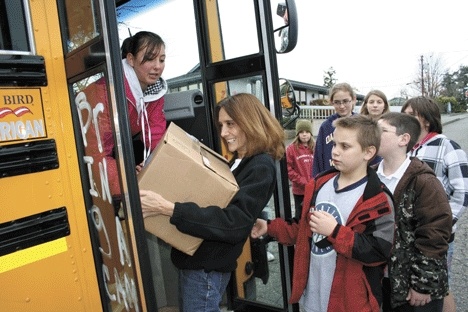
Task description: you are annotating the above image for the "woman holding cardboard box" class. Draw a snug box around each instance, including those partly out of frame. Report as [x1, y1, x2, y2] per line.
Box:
[140, 93, 285, 311]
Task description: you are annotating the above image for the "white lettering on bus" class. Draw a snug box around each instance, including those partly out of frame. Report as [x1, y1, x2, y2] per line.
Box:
[99, 157, 112, 204]
[78, 86, 140, 310]
[0, 119, 44, 141]
[110, 266, 139, 312]
[82, 152, 111, 203]
[98, 213, 139, 312]
[76, 92, 104, 152]
[83, 156, 99, 197]
[76, 92, 90, 148]
[93, 103, 104, 153]
[102, 264, 117, 301]
[116, 216, 131, 267]
[90, 205, 112, 258]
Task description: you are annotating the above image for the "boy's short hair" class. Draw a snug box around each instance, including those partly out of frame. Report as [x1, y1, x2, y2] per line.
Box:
[333, 115, 381, 156]
[379, 112, 421, 152]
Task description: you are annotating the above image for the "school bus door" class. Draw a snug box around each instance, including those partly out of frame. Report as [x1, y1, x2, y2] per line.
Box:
[192, 1, 298, 311]
[0, 0, 155, 311]
[57, 0, 157, 310]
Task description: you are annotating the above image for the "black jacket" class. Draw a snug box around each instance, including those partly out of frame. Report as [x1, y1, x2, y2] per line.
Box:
[170, 153, 277, 272]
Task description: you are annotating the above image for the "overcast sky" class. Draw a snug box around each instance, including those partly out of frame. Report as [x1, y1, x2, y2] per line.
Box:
[118, 0, 468, 99]
[279, 1, 468, 98]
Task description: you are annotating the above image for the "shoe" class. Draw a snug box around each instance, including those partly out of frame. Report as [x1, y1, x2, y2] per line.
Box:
[267, 251, 275, 262]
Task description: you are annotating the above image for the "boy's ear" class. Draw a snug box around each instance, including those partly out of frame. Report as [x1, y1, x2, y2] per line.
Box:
[364, 145, 377, 161]
[399, 133, 411, 147]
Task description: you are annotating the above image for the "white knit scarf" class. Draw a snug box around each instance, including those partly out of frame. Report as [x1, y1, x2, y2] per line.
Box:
[122, 59, 166, 164]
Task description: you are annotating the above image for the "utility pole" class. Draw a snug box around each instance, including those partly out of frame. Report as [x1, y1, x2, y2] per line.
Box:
[420, 55, 425, 96]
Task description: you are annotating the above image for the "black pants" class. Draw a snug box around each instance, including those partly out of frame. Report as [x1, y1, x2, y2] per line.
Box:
[133, 139, 144, 165]
[382, 277, 443, 312]
[382, 277, 392, 312]
[393, 300, 443, 312]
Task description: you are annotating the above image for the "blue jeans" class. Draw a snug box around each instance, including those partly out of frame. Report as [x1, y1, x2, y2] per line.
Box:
[178, 269, 231, 312]
[447, 241, 454, 286]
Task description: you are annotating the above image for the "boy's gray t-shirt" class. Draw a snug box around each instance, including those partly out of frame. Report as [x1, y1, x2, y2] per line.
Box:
[300, 175, 367, 312]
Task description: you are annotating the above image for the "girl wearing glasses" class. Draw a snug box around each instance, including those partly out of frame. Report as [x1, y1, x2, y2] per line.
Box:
[312, 82, 356, 177]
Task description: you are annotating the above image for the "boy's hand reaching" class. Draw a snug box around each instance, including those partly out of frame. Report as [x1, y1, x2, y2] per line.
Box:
[309, 210, 337, 237]
[251, 218, 268, 239]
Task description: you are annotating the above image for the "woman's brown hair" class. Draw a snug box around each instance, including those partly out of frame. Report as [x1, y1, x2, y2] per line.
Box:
[360, 89, 390, 117]
[401, 96, 442, 134]
[216, 93, 285, 160]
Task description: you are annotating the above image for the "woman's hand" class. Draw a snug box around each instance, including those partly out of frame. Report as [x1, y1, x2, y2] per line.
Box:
[251, 219, 268, 239]
[140, 189, 175, 218]
[135, 163, 143, 174]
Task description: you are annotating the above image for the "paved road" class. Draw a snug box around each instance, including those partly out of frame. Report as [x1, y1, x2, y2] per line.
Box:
[441, 113, 468, 311]
[452, 212, 468, 311]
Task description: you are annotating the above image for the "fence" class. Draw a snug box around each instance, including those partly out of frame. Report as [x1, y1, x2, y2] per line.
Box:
[299, 106, 336, 120]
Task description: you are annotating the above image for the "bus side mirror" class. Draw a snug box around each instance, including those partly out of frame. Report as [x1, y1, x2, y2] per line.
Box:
[280, 78, 296, 113]
[273, 0, 298, 53]
[280, 78, 300, 128]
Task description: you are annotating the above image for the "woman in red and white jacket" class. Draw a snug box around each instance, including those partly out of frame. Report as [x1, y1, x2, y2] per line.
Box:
[85, 31, 167, 196]
[121, 31, 168, 167]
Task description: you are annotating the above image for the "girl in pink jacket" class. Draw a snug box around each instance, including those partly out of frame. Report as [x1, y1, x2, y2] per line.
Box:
[286, 119, 314, 218]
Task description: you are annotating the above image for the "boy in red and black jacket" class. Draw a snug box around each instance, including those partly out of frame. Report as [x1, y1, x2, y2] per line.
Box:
[252, 115, 395, 312]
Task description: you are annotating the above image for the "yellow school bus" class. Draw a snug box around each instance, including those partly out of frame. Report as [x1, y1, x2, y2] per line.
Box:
[0, 0, 298, 311]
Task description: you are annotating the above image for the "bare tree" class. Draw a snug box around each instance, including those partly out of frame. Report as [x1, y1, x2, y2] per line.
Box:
[410, 53, 445, 98]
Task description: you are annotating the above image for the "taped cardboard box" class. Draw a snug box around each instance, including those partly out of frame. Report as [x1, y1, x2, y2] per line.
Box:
[138, 122, 239, 255]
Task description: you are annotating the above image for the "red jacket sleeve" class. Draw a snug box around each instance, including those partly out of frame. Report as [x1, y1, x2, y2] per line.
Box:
[145, 97, 166, 151]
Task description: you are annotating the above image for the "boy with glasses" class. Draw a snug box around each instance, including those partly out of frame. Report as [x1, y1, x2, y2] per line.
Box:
[377, 112, 452, 312]
[253, 115, 395, 311]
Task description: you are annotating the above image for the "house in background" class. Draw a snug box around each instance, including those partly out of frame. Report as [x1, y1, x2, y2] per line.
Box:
[166, 65, 365, 136]
[166, 64, 364, 106]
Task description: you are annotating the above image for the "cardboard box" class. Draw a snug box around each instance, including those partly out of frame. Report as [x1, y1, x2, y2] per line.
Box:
[138, 122, 239, 255]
